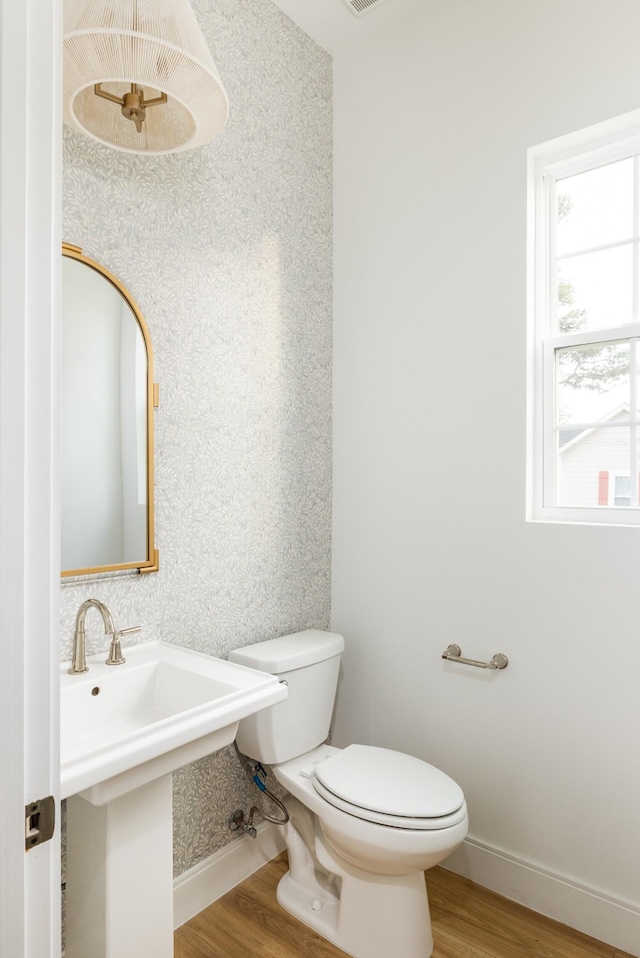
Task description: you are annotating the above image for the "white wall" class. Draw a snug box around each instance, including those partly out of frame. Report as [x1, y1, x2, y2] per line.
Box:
[332, 0, 640, 951]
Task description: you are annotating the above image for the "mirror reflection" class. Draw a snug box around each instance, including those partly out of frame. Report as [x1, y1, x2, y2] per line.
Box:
[61, 245, 157, 576]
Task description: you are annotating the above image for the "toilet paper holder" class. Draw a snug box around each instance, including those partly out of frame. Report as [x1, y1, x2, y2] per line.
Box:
[442, 644, 508, 671]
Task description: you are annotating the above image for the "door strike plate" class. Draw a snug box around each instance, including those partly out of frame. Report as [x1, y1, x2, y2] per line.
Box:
[25, 795, 55, 851]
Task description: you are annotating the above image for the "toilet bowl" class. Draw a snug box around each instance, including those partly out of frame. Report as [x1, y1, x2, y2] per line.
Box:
[277, 743, 468, 875]
[229, 630, 468, 958]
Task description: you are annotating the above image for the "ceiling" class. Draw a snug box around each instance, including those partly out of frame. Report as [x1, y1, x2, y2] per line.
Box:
[269, 0, 426, 55]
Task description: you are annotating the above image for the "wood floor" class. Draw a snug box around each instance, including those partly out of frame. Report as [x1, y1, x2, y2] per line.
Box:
[174, 853, 635, 958]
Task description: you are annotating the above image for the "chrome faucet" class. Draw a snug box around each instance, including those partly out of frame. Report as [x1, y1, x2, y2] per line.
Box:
[105, 625, 141, 666]
[68, 598, 115, 675]
[68, 598, 141, 674]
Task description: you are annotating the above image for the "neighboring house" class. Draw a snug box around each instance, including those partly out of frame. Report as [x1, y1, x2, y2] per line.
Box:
[558, 404, 639, 507]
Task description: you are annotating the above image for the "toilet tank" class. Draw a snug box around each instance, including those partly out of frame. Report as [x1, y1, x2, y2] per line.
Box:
[228, 630, 344, 764]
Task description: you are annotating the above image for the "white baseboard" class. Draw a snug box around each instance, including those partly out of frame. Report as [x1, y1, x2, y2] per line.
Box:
[173, 822, 286, 929]
[443, 837, 640, 958]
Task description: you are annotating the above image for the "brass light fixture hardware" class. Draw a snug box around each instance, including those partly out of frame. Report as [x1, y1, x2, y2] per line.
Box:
[63, 0, 228, 154]
[94, 83, 168, 135]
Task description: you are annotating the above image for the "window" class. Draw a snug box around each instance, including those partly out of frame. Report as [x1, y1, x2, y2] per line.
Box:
[529, 112, 640, 525]
[614, 475, 632, 507]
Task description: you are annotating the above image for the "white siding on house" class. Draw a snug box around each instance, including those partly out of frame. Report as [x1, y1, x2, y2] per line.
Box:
[559, 412, 638, 507]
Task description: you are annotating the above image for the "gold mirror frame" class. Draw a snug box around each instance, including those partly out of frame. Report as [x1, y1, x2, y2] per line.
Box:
[61, 243, 159, 577]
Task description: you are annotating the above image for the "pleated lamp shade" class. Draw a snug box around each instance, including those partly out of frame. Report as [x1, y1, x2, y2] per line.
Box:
[63, 0, 229, 154]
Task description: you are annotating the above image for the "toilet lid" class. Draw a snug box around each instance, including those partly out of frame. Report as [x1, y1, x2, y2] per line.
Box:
[313, 744, 464, 825]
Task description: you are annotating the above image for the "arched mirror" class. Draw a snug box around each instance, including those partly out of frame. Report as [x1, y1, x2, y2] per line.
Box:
[61, 243, 159, 577]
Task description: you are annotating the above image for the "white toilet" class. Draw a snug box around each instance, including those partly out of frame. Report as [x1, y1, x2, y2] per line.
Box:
[229, 630, 468, 958]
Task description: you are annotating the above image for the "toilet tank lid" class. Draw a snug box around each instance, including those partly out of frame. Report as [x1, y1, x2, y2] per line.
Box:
[228, 630, 344, 673]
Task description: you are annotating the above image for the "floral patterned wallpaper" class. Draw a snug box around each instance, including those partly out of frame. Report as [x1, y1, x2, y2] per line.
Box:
[61, 0, 332, 877]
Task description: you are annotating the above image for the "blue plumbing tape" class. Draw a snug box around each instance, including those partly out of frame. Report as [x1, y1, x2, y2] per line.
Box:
[253, 762, 268, 791]
[247, 761, 289, 826]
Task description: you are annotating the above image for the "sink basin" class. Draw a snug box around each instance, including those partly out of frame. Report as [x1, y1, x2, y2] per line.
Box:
[63, 639, 287, 958]
[60, 640, 287, 803]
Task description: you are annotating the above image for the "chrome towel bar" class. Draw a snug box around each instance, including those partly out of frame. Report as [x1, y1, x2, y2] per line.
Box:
[442, 644, 508, 671]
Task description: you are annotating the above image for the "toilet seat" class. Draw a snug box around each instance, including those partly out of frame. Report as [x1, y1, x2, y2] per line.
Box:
[312, 744, 466, 830]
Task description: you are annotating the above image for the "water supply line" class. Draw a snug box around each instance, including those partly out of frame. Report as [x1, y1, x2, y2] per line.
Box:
[229, 761, 289, 839]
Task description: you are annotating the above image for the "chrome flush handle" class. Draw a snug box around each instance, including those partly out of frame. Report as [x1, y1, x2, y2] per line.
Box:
[105, 626, 141, 666]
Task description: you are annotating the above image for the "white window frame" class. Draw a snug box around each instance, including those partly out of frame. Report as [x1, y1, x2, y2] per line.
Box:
[528, 109, 640, 526]
[613, 474, 632, 507]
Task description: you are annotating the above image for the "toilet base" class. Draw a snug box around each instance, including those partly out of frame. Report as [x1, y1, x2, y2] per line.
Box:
[277, 799, 434, 958]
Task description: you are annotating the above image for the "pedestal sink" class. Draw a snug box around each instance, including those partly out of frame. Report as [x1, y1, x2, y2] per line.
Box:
[61, 641, 287, 958]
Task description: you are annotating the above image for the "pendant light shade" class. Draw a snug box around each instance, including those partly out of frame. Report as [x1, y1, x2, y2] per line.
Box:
[63, 0, 229, 154]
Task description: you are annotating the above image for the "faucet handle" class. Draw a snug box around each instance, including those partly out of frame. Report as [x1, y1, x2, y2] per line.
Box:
[105, 626, 141, 666]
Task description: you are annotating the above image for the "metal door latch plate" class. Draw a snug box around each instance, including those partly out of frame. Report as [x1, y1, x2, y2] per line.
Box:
[25, 795, 55, 851]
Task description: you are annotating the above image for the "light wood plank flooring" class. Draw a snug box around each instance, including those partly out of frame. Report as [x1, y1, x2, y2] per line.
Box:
[174, 853, 634, 958]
